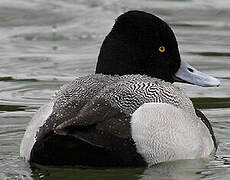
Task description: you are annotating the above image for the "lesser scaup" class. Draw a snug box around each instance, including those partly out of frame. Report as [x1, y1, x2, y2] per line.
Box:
[20, 10, 219, 167]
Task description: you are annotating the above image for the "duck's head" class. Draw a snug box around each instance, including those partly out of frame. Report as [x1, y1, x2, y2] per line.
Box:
[96, 10, 220, 87]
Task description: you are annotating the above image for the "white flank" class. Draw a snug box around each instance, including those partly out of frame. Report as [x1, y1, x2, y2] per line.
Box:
[131, 103, 214, 166]
[20, 102, 54, 161]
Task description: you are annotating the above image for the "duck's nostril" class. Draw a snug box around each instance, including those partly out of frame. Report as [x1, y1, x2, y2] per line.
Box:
[187, 68, 194, 73]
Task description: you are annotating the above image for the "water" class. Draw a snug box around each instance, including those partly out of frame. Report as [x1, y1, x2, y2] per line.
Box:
[0, 0, 229, 179]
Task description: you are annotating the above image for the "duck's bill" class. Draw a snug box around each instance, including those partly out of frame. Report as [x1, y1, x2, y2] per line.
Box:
[173, 61, 220, 87]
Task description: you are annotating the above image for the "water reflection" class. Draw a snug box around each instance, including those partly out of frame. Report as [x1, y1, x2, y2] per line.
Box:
[192, 97, 230, 109]
[31, 164, 144, 180]
[141, 159, 208, 180]
[30, 159, 219, 180]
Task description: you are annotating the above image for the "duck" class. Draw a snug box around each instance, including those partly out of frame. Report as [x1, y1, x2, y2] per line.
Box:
[20, 10, 220, 167]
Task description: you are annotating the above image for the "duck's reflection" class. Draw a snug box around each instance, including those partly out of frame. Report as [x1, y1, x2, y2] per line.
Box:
[30, 158, 212, 180]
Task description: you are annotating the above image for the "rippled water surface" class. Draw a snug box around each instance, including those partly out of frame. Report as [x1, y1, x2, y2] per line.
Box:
[0, 0, 230, 179]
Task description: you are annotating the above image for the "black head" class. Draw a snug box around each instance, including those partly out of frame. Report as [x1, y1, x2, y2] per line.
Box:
[96, 10, 181, 82]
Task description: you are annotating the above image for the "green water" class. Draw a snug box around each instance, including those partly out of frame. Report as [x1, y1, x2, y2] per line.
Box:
[0, 0, 230, 179]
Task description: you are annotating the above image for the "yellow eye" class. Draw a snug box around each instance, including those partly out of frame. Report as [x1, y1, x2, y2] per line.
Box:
[158, 46, 166, 53]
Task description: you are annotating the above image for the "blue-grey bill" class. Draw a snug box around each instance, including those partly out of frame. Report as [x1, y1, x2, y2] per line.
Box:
[173, 61, 220, 87]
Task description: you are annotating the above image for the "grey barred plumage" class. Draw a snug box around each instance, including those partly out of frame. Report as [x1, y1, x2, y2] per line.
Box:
[33, 73, 195, 145]
[52, 74, 114, 109]
[50, 74, 193, 120]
